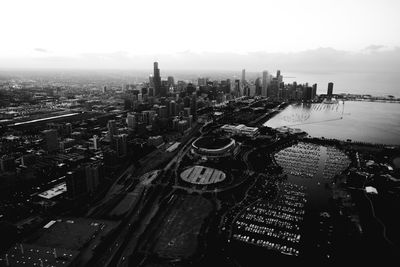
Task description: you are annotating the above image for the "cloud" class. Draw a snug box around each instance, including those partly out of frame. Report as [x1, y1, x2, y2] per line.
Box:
[364, 45, 385, 52]
[34, 48, 49, 53]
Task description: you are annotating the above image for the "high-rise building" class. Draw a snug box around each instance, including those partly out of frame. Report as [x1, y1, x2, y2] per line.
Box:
[127, 113, 136, 129]
[241, 69, 246, 85]
[234, 79, 241, 97]
[277, 70, 283, 83]
[167, 76, 175, 87]
[141, 110, 156, 125]
[190, 93, 197, 119]
[93, 135, 99, 150]
[186, 83, 196, 95]
[0, 155, 15, 173]
[148, 87, 154, 97]
[262, 71, 270, 96]
[114, 134, 128, 158]
[42, 129, 59, 152]
[149, 75, 154, 88]
[183, 107, 191, 117]
[303, 86, 313, 101]
[327, 82, 334, 97]
[107, 120, 117, 141]
[255, 77, 262, 95]
[85, 163, 102, 193]
[65, 123, 72, 136]
[312, 84, 317, 99]
[198, 77, 207, 87]
[153, 62, 161, 96]
[66, 169, 86, 199]
[158, 106, 168, 118]
[169, 100, 177, 117]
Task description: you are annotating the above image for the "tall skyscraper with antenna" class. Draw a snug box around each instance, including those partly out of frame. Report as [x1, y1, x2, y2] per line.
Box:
[153, 62, 161, 96]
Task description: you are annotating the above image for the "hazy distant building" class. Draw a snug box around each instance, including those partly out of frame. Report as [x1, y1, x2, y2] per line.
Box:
[167, 76, 175, 87]
[198, 77, 207, 87]
[327, 82, 334, 97]
[276, 70, 283, 84]
[42, 129, 59, 152]
[255, 77, 262, 95]
[262, 71, 269, 96]
[234, 79, 241, 97]
[241, 69, 246, 85]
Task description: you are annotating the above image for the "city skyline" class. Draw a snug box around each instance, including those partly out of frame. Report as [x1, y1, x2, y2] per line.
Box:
[1, 0, 400, 265]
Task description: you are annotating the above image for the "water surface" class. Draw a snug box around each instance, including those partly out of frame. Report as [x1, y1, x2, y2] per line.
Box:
[265, 101, 400, 145]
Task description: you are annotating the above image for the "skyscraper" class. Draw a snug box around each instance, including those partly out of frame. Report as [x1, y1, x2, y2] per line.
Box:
[234, 79, 241, 97]
[93, 135, 99, 150]
[126, 113, 136, 130]
[241, 69, 246, 85]
[167, 76, 175, 87]
[153, 62, 161, 96]
[312, 83, 317, 99]
[255, 77, 262, 95]
[107, 120, 117, 141]
[66, 168, 86, 199]
[85, 163, 102, 193]
[114, 134, 127, 158]
[277, 70, 283, 83]
[327, 82, 334, 97]
[262, 71, 269, 96]
[169, 100, 177, 117]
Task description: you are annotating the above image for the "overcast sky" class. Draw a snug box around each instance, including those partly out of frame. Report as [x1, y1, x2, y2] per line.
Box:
[1, 0, 400, 70]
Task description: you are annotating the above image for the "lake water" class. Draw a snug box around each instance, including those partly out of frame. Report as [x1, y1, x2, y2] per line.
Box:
[265, 101, 400, 145]
[284, 72, 400, 97]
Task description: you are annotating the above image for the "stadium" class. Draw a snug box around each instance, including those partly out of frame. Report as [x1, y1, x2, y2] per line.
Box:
[180, 165, 226, 185]
[191, 136, 236, 158]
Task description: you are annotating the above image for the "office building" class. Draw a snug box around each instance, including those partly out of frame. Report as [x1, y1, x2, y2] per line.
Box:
[167, 76, 175, 87]
[42, 129, 59, 152]
[327, 82, 334, 97]
[127, 113, 136, 129]
[93, 135, 99, 150]
[312, 84, 317, 99]
[85, 163, 102, 193]
[107, 120, 117, 140]
[114, 134, 127, 158]
[66, 168, 87, 199]
[153, 62, 161, 96]
[262, 71, 269, 97]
